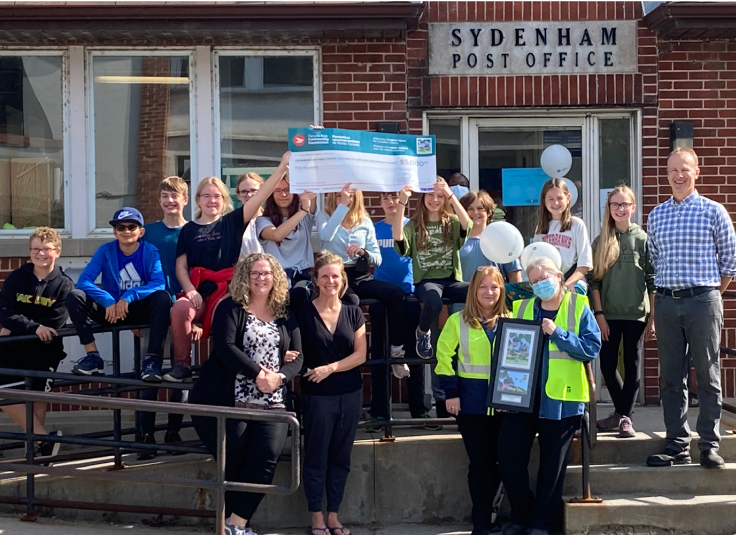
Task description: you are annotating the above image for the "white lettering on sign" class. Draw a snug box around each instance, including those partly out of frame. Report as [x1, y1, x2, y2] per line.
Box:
[428, 21, 637, 76]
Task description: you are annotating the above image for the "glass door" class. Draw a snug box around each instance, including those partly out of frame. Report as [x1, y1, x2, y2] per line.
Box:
[469, 118, 587, 246]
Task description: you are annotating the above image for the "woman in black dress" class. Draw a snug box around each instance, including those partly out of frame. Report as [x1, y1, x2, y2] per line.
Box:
[190, 252, 302, 535]
[296, 251, 367, 535]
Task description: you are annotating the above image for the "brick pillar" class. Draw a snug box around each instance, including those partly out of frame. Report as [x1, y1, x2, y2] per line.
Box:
[135, 57, 171, 224]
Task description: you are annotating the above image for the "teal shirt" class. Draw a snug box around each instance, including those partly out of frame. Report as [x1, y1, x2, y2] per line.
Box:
[144, 221, 184, 295]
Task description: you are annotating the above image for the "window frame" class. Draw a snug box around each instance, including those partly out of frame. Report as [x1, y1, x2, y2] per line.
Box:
[0, 49, 70, 237]
[85, 48, 198, 234]
[212, 47, 322, 200]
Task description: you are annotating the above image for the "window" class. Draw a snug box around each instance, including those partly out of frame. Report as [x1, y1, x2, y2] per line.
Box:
[429, 118, 461, 179]
[90, 53, 193, 229]
[216, 52, 317, 204]
[0, 54, 64, 231]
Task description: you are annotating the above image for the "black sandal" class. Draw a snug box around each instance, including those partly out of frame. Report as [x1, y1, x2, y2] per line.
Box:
[328, 526, 351, 535]
[307, 527, 330, 535]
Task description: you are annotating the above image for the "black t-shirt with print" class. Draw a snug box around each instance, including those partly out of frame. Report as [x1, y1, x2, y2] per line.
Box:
[296, 302, 366, 396]
[176, 209, 247, 296]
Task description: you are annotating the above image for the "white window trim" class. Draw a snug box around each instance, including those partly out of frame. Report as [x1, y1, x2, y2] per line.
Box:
[0, 49, 70, 238]
[85, 48, 198, 234]
[424, 109, 641, 239]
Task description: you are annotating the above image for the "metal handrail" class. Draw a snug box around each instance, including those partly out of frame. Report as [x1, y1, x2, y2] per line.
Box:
[0, 388, 300, 535]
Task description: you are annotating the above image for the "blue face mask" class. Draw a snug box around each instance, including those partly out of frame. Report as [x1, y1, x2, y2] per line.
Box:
[532, 277, 558, 301]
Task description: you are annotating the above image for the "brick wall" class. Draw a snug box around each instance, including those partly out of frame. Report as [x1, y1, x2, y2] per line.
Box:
[640, 37, 736, 403]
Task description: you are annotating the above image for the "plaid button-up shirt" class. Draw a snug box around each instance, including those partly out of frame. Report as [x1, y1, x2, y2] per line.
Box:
[647, 190, 736, 290]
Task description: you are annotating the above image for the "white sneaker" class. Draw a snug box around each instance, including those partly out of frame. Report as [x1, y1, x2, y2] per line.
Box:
[225, 520, 255, 535]
[390, 347, 410, 379]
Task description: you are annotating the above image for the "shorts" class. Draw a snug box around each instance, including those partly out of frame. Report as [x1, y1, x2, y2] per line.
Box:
[0, 353, 62, 393]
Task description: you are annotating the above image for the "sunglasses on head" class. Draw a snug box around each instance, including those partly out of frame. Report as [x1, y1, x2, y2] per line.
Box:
[115, 223, 140, 232]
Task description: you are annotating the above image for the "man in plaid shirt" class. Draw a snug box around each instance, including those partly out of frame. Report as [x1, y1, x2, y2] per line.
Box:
[646, 147, 736, 470]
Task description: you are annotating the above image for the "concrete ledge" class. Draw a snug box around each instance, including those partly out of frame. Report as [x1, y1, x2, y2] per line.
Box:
[565, 494, 736, 535]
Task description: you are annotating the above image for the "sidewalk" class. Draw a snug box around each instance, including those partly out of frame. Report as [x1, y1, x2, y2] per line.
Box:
[0, 516, 473, 535]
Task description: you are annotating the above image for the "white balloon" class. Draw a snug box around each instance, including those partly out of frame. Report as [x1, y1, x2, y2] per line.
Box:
[479, 222, 524, 264]
[562, 177, 579, 207]
[540, 144, 572, 178]
[520, 242, 563, 271]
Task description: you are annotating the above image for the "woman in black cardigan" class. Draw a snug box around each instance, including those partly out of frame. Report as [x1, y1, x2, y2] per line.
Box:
[191, 253, 303, 535]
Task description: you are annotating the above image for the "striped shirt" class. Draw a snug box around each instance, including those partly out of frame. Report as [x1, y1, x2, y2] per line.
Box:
[647, 190, 736, 290]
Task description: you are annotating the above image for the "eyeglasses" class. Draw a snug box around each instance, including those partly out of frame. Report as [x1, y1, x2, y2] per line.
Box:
[249, 270, 273, 280]
[30, 247, 57, 255]
[238, 188, 259, 196]
[200, 194, 223, 201]
[274, 188, 290, 196]
[609, 202, 633, 211]
[114, 224, 140, 232]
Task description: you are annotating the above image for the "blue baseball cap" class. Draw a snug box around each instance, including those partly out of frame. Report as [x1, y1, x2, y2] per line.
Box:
[109, 207, 144, 227]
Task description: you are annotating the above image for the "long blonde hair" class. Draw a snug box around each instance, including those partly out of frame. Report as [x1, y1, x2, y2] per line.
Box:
[536, 178, 573, 234]
[462, 266, 507, 330]
[194, 177, 234, 220]
[312, 250, 349, 298]
[593, 185, 636, 281]
[229, 253, 289, 319]
[324, 191, 369, 230]
[412, 178, 455, 251]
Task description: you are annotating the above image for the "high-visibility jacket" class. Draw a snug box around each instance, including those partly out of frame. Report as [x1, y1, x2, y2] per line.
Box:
[435, 312, 496, 414]
[513, 292, 590, 403]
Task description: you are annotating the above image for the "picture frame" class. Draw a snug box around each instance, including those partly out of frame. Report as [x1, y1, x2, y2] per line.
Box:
[487, 317, 545, 413]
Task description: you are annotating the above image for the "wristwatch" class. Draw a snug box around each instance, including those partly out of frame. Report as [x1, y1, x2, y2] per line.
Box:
[278, 373, 288, 386]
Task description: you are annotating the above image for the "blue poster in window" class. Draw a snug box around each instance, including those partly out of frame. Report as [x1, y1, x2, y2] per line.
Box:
[501, 168, 549, 207]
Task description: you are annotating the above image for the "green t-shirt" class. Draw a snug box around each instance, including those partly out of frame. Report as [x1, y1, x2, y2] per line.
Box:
[395, 215, 470, 283]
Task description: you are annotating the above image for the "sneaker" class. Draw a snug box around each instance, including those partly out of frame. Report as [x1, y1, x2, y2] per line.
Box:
[415, 411, 442, 431]
[165, 430, 185, 456]
[72, 354, 105, 376]
[646, 448, 691, 467]
[140, 357, 162, 383]
[365, 416, 386, 433]
[163, 363, 192, 383]
[37, 430, 63, 458]
[596, 411, 622, 431]
[415, 328, 433, 359]
[487, 520, 502, 533]
[136, 433, 157, 461]
[700, 448, 725, 469]
[618, 416, 636, 438]
[224, 519, 251, 535]
[390, 347, 410, 379]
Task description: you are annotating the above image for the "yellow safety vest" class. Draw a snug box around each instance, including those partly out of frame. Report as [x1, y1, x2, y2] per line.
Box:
[512, 292, 589, 403]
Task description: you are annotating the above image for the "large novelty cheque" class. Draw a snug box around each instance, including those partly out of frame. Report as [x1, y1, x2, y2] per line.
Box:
[287, 127, 437, 193]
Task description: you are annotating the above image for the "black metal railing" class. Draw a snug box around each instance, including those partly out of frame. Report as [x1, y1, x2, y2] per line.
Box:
[0, 388, 300, 535]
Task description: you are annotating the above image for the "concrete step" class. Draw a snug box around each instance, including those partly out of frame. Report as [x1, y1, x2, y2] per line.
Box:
[564, 462, 736, 497]
[565, 494, 736, 535]
[589, 430, 736, 464]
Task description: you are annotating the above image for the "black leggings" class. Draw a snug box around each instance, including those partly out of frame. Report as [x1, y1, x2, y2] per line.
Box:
[599, 319, 646, 417]
[414, 278, 469, 332]
[343, 270, 406, 347]
[192, 412, 288, 521]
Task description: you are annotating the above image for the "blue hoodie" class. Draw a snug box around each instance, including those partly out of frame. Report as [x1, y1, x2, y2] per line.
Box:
[77, 240, 165, 308]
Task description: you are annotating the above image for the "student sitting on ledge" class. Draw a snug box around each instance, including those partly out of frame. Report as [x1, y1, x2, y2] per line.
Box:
[66, 207, 171, 377]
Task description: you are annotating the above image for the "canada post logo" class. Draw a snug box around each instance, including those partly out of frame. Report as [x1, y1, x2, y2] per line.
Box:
[293, 134, 305, 146]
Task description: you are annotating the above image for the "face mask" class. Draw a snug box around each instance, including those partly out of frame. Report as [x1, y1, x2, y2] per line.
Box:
[450, 185, 469, 198]
[532, 277, 558, 301]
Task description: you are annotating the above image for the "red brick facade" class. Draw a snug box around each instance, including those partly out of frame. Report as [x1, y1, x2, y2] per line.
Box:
[2, 1, 736, 406]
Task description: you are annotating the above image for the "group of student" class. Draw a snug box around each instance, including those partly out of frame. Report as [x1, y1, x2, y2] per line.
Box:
[0, 147, 656, 535]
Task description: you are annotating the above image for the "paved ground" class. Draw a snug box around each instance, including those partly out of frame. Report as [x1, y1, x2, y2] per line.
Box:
[0, 516, 474, 535]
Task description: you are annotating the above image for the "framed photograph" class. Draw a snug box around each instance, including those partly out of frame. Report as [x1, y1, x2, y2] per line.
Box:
[487, 317, 544, 413]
